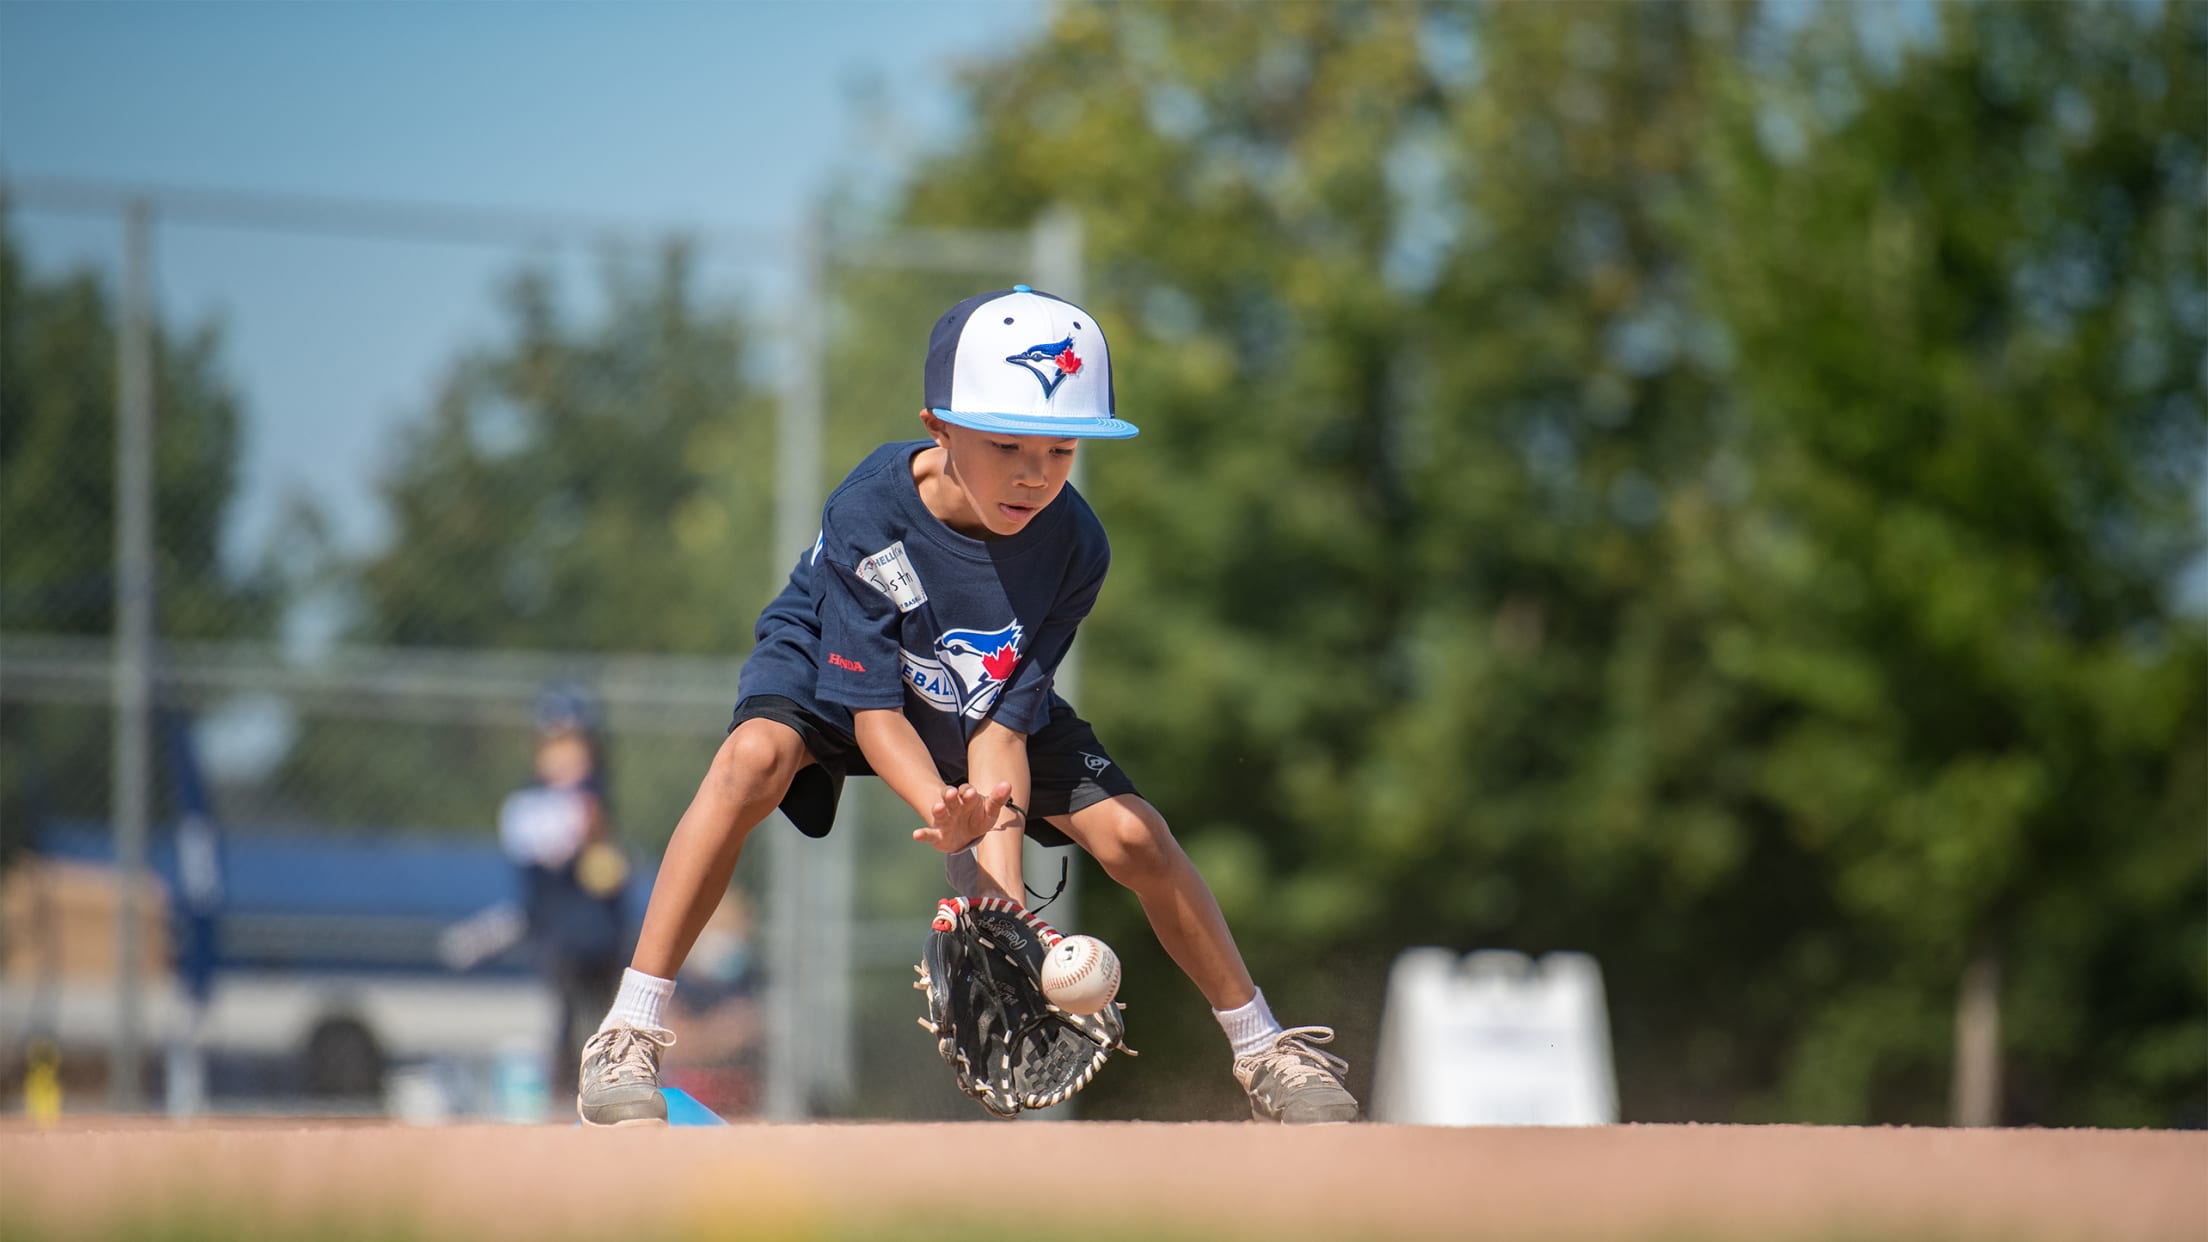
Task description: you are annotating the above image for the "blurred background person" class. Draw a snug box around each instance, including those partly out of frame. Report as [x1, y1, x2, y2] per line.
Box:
[498, 685, 629, 1107]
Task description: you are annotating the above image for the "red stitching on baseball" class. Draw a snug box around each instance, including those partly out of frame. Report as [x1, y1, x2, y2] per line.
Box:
[1047, 940, 1117, 1003]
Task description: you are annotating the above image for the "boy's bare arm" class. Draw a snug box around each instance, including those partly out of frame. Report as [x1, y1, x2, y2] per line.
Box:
[964, 721, 1031, 900]
[852, 708, 1011, 853]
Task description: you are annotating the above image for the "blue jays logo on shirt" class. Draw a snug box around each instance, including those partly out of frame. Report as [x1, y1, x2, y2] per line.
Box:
[1004, 337, 1085, 399]
[901, 622, 1025, 720]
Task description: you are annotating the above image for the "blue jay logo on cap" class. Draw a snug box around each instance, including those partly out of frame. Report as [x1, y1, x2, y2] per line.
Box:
[1004, 337, 1085, 400]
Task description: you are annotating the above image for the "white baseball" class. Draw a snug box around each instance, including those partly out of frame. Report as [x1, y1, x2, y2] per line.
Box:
[1040, 935, 1121, 1015]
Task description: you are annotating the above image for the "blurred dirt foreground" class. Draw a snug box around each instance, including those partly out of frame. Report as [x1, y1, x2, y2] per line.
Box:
[0, 1120, 2201, 1241]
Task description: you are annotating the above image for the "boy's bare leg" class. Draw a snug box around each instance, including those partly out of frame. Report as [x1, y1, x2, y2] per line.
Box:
[630, 719, 812, 978]
[581, 719, 810, 1127]
[1050, 792, 1358, 1123]
[1048, 795, 1256, 1011]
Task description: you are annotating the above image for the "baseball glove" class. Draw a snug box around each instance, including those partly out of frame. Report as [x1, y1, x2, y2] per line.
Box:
[915, 896, 1135, 1118]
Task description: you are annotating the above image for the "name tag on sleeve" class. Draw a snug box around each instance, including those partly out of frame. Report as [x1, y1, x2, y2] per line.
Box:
[858, 541, 928, 613]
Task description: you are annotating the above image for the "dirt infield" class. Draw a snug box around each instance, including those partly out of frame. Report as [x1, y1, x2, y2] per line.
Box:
[1, 1119, 2201, 1241]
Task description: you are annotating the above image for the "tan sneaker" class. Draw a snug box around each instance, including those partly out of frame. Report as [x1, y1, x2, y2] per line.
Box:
[576, 1021, 676, 1127]
[1233, 1026, 1361, 1124]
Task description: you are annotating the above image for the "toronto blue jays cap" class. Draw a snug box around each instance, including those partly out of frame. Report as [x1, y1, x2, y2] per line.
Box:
[923, 286, 1138, 439]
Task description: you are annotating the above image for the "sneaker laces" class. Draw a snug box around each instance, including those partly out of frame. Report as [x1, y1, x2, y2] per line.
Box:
[590, 1023, 675, 1087]
[1253, 1026, 1348, 1088]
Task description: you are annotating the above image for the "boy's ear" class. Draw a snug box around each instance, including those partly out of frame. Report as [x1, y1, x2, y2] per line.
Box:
[919, 410, 953, 445]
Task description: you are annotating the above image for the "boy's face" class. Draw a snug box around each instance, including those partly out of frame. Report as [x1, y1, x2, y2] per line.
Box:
[923, 413, 1079, 537]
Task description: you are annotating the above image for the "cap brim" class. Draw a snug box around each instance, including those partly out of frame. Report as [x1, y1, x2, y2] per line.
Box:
[930, 409, 1140, 440]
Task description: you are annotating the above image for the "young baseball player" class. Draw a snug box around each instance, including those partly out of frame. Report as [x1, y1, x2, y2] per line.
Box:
[579, 286, 1360, 1126]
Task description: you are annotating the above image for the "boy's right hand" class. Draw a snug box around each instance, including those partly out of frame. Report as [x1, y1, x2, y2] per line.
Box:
[913, 781, 1014, 853]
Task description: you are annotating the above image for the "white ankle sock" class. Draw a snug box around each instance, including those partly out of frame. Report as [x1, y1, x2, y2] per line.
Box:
[1215, 988, 1285, 1059]
[599, 967, 676, 1033]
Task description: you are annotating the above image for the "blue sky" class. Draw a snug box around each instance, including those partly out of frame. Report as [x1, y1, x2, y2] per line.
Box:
[1, 0, 1045, 569]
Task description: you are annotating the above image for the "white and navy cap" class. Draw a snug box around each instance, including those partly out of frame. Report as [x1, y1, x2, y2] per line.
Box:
[924, 285, 1137, 439]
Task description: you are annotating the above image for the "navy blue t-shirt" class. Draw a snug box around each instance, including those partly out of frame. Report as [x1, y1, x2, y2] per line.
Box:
[736, 440, 1110, 778]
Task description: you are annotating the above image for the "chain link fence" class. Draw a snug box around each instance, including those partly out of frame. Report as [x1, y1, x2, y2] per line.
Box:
[1, 181, 1081, 1119]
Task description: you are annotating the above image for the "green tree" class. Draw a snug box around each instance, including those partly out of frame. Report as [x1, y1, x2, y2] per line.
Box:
[0, 218, 267, 854]
[345, 249, 776, 653]
[867, 0, 1756, 1120]
[818, 3, 1459, 1090]
[1688, 1, 2206, 1124]
[268, 246, 779, 836]
[0, 220, 261, 640]
[862, 0, 2204, 1125]
[1356, 0, 1775, 1122]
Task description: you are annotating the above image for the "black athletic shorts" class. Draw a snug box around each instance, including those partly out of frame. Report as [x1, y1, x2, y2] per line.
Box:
[728, 695, 1139, 847]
